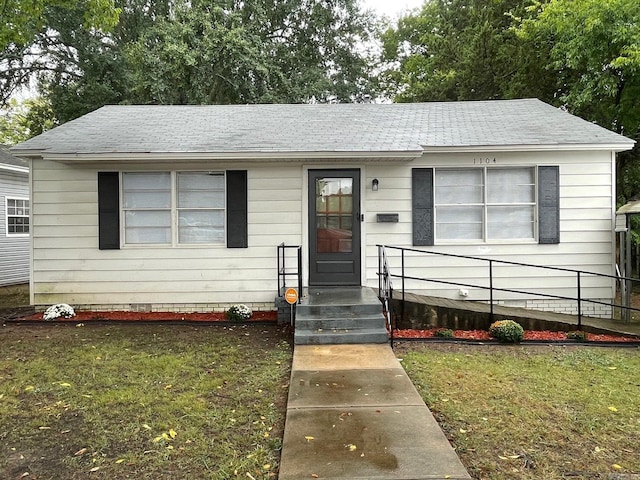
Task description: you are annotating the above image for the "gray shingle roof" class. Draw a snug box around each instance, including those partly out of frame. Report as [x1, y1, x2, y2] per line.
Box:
[12, 99, 635, 156]
[0, 145, 28, 168]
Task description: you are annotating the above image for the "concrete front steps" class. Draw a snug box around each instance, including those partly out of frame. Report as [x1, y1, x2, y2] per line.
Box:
[294, 287, 389, 345]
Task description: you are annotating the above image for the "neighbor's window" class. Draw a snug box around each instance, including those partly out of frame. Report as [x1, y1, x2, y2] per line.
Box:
[435, 167, 535, 241]
[6, 198, 30, 235]
[122, 172, 225, 245]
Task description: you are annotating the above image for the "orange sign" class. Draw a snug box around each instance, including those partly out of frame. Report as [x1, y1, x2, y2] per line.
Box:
[284, 288, 298, 305]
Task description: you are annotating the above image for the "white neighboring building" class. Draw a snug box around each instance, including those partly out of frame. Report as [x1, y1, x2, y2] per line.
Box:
[12, 100, 635, 315]
[0, 146, 30, 286]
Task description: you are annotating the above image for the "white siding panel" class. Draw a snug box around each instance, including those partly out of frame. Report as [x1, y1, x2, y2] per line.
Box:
[363, 151, 617, 307]
[30, 149, 618, 312]
[31, 160, 303, 308]
[0, 170, 30, 286]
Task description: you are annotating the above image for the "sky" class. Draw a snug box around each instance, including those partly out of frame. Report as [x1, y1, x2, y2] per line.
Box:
[361, 0, 425, 19]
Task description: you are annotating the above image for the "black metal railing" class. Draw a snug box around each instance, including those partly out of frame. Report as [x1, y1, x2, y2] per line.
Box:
[378, 245, 394, 346]
[377, 244, 640, 328]
[277, 243, 302, 302]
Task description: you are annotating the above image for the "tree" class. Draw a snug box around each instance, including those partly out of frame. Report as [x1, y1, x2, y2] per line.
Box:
[123, 0, 378, 105]
[380, 0, 553, 102]
[0, 97, 55, 145]
[0, 0, 120, 105]
[2, 0, 379, 126]
[516, 0, 640, 200]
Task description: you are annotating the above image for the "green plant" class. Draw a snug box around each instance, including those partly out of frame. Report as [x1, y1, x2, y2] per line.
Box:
[225, 304, 252, 321]
[566, 330, 589, 342]
[434, 328, 455, 338]
[489, 319, 524, 343]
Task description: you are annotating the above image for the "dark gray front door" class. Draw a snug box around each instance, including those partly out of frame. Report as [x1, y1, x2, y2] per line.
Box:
[308, 169, 361, 286]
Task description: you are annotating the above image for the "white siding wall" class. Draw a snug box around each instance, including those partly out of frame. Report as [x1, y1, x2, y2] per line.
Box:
[0, 169, 30, 286]
[362, 150, 616, 316]
[31, 160, 303, 309]
[32, 149, 617, 316]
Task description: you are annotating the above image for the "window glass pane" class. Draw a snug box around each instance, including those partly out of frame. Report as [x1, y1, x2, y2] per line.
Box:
[436, 206, 483, 240]
[327, 195, 340, 212]
[123, 173, 171, 208]
[178, 210, 224, 244]
[177, 172, 224, 208]
[487, 206, 535, 239]
[487, 168, 534, 203]
[125, 211, 171, 244]
[315, 177, 353, 253]
[6, 198, 29, 234]
[435, 169, 483, 204]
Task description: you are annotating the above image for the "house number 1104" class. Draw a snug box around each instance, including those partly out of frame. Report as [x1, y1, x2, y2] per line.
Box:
[473, 157, 497, 164]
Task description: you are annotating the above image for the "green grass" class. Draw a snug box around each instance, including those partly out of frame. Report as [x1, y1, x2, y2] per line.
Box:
[0, 323, 292, 479]
[0, 283, 29, 309]
[397, 344, 640, 479]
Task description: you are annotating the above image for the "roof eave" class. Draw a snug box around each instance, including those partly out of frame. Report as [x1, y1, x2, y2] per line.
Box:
[28, 150, 425, 164]
[0, 162, 29, 174]
[420, 143, 635, 153]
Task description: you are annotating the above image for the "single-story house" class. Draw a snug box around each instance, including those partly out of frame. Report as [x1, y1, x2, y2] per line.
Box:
[12, 99, 635, 315]
[0, 145, 30, 286]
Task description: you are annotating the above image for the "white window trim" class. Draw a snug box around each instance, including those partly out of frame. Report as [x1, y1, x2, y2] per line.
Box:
[5, 196, 30, 237]
[120, 171, 227, 247]
[434, 166, 538, 244]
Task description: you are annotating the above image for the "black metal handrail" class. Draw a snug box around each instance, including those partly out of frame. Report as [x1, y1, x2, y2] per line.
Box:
[377, 244, 640, 327]
[378, 245, 394, 346]
[277, 243, 302, 303]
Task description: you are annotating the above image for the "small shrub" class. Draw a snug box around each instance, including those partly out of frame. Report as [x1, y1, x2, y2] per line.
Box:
[225, 304, 252, 321]
[43, 303, 76, 321]
[489, 320, 524, 343]
[566, 330, 589, 342]
[434, 328, 455, 338]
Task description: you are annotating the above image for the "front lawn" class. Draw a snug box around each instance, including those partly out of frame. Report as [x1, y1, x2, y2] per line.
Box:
[0, 323, 292, 479]
[397, 343, 640, 479]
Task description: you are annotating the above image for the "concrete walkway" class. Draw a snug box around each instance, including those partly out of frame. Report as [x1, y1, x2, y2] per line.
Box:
[278, 344, 471, 480]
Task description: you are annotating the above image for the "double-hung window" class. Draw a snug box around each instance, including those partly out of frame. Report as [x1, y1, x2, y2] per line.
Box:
[122, 171, 225, 245]
[434, 167, 535, 242]
[6, 198, 30, 235]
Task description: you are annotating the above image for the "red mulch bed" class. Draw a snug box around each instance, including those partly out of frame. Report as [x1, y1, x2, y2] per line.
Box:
[394, 328, 640, 343]
[18, 310, 278, 322]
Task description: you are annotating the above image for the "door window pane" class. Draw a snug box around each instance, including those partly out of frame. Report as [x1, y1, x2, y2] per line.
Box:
[315, 177, 353, 253]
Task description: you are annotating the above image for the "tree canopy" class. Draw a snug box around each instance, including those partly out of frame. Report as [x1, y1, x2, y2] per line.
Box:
[379, 0, 555, 102]
[0, 0, 121, 105]
[0, 0, 379, 127]
[380, 0, 640, 199]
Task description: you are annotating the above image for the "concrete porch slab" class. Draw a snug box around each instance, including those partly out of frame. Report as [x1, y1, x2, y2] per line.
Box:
[293, 344, 400, 371]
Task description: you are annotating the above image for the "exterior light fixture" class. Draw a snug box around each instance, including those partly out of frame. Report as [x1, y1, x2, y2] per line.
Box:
[372, 178, 379, 191]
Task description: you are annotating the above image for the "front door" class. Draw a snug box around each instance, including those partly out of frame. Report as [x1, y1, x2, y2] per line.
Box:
[308, 169, 361, 286]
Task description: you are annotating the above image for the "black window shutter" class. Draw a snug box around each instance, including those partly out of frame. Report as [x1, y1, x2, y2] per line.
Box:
[227, 170, 248, 248]
[538, 166, 560, 244]
[98, 172, 120, 250]
[412, 168, 434, 246]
